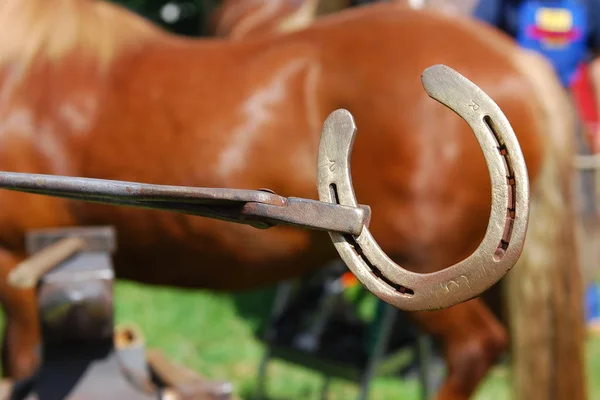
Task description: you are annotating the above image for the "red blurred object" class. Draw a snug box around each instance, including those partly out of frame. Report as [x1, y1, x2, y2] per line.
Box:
[570, 63, 600, 153]
[341, 271, 359, 289]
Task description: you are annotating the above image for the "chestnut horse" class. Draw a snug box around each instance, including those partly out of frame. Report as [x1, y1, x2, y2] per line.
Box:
[0, 0, 583, 399]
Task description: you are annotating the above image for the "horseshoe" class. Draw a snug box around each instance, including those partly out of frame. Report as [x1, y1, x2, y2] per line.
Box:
[0, 64, 529, 311]
[316, 64, 530, 311]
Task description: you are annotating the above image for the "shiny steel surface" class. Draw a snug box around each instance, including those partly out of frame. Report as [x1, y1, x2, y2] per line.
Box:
[0, 64, 530, 311]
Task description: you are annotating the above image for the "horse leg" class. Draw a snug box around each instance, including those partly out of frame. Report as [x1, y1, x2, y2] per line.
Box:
[0, 247, 40, 379]
[408, 298, 507, 400]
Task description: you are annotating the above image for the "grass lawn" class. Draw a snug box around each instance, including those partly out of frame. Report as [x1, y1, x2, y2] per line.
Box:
[113, 279, 600, 400]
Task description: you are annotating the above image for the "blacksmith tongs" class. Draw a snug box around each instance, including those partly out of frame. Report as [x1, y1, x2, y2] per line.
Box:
[0, 65, 530, 311]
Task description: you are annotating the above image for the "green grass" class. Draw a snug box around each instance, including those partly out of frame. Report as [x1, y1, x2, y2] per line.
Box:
[113, 280, 600, 400]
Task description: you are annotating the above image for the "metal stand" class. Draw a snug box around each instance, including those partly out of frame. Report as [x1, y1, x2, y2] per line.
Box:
[416, 334, 434, 400]
[254, 262, 435, 400]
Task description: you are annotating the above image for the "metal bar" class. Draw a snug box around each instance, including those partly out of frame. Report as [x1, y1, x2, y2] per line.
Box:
[357, 301, 397, 400]
[0, 172, 370, 235]
[244, 198, 370, 236]
[0, 172, 284, 204]
[417, 334, 434, 400]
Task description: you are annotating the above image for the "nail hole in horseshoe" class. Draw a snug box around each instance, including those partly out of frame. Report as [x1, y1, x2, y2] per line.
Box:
[329, 183, 415, 296]
[483, 115, 517, 262]
[329, 183, 340, 204]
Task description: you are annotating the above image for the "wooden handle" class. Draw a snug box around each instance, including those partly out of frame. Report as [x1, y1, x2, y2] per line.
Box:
[147, 349, 201, 388]
[148, 349, 236, 400]
[8, 236, 86, 289]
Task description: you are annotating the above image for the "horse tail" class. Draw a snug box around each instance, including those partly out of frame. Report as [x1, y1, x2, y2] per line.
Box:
[505, 49, 586, 399]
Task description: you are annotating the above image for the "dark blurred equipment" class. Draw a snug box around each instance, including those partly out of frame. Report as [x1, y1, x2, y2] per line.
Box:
[351, 0, 380, 5]
[156, 1, 214, 36]
[255, 261, 440, 400]
[111, 0, 221, 36]
[1, 226, 233, 400]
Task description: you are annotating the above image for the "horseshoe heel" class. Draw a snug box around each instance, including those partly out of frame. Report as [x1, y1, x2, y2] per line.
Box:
[317, 64, 530, 311]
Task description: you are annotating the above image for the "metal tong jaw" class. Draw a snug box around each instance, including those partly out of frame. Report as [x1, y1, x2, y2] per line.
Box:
[0, 65, 530, 311]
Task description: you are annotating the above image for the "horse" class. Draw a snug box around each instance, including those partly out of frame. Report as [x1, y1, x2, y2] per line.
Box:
[0, 0, 584, 399]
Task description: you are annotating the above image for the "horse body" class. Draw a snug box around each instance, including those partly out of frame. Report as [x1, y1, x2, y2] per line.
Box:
[0, 1, 581, 399]
[0, 3, 540, 287]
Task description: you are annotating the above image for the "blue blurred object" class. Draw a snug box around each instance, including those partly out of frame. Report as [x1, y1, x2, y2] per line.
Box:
[585, 281, 600, 322]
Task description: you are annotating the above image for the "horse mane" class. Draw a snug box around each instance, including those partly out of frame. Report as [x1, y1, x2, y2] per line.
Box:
[208, 0, 270, 37]
[277, 0, 319, 34]
[0, 0, 161, 71]
[209, 0, 319, 39]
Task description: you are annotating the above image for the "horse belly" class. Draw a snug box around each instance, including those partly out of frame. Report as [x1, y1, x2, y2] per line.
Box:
[93, 208, 337, 290]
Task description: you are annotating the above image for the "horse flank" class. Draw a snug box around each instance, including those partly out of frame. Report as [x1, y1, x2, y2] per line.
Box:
[0, 0, 160, 72]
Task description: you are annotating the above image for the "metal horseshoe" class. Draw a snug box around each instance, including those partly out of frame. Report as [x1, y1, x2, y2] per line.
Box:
[317, 64, 530, 311]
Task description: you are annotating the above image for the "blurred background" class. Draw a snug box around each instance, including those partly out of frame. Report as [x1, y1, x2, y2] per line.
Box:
[2, 1, 600, 399]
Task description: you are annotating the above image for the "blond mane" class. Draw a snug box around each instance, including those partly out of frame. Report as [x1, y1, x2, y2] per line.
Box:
[0, 0, 161, 71]
[211, 0, 319, 39]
